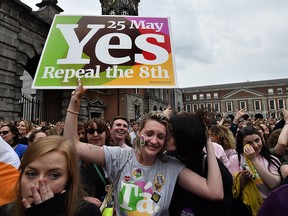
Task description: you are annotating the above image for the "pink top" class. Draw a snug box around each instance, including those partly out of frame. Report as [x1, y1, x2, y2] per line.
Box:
[225, 149, 237, 159]
[204, 142, 230, 169]
[228, 154, 280, 199]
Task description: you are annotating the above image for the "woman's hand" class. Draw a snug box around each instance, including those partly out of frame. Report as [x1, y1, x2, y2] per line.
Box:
[283, 108, 288, 123]
[71, 79, 87, 100]
[243, 144, 256, 161]
[163, 106, 172, 119]
[22, 179, 64, 208]
[241, 169, 255, 180]
[235, 108, 246, 119]
[84, 196, 102, 207]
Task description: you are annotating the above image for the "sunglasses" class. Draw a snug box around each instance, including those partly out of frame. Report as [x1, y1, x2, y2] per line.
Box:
[0, 131, 10, 135]
[86, 128, 105, 134]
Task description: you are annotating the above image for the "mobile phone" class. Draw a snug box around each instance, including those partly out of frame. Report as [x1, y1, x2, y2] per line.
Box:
[241, 163, 248, 171]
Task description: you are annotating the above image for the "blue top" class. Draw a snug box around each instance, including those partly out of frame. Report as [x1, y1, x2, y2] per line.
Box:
[14, 143, 28, 160]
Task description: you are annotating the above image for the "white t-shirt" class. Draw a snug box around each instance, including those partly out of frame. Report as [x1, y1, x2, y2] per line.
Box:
[103, 146, 185, 215]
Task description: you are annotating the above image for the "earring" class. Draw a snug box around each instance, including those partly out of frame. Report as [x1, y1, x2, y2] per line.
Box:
[162, 149, 168, 156]
[140, 135, 145, 147]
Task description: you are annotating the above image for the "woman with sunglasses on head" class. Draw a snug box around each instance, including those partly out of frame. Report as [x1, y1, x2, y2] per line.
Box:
[228, 125, 281, 216]
[0, 123, 28, 160]
[79, 118, 112, 207]
[64, 80, 223, 215]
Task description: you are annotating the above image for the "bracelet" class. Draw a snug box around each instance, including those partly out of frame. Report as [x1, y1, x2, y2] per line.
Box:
[67, 109, 79, 115]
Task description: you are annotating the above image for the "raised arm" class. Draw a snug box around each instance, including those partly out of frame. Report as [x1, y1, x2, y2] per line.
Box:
[232, 108, 246, 125]
[273, 109, 288, 156]
[218, 113, 225, 126]
[244, 144, 281, 189]
[177, 138, 224, 200]
[64, 79, 105, 166]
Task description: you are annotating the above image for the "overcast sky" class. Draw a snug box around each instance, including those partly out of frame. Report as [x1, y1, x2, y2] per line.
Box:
[23, 0, 288, 88]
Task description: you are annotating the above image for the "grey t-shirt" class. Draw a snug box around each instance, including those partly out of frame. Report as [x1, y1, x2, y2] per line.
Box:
[103, 146, 185, 215]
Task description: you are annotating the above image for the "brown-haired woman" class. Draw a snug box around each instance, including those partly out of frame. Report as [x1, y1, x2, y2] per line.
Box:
[0, 136, 101, 216]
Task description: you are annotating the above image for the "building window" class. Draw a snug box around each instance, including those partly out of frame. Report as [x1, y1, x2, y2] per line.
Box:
[199, 94, 204, 100]
[254, 100, 261, 111]
[268, 88, 274, 95]
[239, 101, 246, 109]
[213, 93, 218, 99]
[278, 99, 284, 109]
[186, 104, 191, 113]
[206, 93, 211, 100]
[193, 104, 198, 113]
[277, 88, 283, 94]
[199, 103, 205, 109]
[192, 94, 197, 100]
[286, 87, 288, 94]
[214, 103, 220, 112]
[269, 99, 276, 110]
[206, 103, 212, 112]
[185, 95, 190, 101]
[226, 102, 233, 112]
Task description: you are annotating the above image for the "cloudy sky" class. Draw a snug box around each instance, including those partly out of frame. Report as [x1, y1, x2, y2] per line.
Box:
[23, 0, 288, 88]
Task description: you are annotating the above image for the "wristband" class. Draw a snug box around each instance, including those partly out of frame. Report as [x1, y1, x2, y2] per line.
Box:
[67, 109, 79, 115]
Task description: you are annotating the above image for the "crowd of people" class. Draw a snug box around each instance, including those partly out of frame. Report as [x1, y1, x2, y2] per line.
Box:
[0, 80, 287, 216]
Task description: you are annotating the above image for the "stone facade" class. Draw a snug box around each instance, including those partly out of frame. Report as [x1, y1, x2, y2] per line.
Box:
[0, 0, 62, 121]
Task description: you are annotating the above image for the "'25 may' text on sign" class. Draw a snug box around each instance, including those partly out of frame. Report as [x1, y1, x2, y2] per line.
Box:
[32, 15, 177, 89]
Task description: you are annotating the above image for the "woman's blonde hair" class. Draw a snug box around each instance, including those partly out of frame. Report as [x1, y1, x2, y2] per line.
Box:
[209, 125, 236, 150]
[19, 120, 34, 134]
[14, 135, 86, 216]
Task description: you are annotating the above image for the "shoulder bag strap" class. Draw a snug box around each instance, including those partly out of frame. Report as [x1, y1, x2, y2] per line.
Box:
[93, 164, 108, 186]
[100, 154, 130, 212]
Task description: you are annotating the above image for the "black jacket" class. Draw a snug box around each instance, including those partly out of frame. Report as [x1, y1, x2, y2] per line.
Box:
[169, 152, 233, 216]
[0, 193, 101, 216]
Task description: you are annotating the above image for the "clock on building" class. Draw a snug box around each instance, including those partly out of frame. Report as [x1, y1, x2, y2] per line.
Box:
[120, 0, 129, 6]
[108, 8, 117, 15]
[108, 0, 115, 5]
[120, 9, 129, 15]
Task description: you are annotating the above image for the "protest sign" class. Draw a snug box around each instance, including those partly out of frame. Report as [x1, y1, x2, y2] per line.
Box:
[32, 15, 177, 89]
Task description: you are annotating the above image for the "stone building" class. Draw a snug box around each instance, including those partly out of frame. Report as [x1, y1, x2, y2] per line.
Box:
[0, 0, 182, 123]
[182, 78, 288, 119]
[0, 0, 63, 122]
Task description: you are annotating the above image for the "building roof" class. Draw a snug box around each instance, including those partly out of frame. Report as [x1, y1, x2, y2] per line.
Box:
[181, 78, 288, 93]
